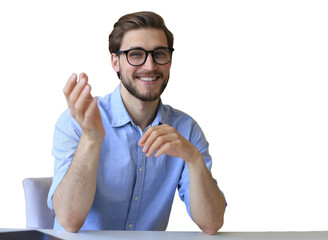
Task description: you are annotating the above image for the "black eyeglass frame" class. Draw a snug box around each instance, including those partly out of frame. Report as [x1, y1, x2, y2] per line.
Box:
[116, 47, 174, 66]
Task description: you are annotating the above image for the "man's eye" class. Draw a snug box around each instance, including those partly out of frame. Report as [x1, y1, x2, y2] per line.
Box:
[154, 51, 167, 58]
[129, 51, 144, 58]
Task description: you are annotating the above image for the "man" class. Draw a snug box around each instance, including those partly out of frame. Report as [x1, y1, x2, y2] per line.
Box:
[47, 11, 226, 235]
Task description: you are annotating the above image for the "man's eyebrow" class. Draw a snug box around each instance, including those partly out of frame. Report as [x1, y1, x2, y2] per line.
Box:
[125, 46, 168, 50]
[127, 46, 144, 50]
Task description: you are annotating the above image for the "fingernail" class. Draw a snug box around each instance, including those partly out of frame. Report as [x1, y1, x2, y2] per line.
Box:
[79, 77, 86, 85]
[70, 73, 76, 80]
[83, 85, 90, 93]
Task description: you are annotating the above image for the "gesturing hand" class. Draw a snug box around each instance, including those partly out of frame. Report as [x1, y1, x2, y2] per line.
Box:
[63, 73, 105, 141]
[138, 124, 201, 163]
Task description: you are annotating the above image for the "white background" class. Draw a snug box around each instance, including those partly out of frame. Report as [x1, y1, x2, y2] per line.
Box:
[0, 0, 327, 232]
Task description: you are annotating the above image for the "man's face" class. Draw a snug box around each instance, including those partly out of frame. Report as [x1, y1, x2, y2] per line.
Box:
[112, 28, 172, 102]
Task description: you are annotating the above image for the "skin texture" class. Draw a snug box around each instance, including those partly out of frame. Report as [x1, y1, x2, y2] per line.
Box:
[53, 28, 225, 234]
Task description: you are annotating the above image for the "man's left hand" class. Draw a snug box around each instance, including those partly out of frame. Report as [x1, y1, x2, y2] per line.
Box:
[138, 124, 201, 163]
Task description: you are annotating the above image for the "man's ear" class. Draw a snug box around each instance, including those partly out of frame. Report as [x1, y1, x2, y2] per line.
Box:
[111, 53, 120, 73]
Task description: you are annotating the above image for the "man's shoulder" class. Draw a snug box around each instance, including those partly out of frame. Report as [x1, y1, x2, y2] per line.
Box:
[97, 92, 113, 108]
[55, 108, 81, 134]
[162, 104, 197, 127]
[56, 108, 75, 126]
[96, 85, 121, 113]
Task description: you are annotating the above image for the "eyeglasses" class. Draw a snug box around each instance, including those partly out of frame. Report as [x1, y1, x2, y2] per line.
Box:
[116, 47, 174, 66]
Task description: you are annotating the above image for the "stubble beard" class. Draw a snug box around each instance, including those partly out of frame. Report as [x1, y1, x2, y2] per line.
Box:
[120, 72, 169, 102]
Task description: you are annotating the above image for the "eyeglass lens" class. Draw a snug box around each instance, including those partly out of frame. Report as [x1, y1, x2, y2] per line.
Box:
[127, 48, 172, 66]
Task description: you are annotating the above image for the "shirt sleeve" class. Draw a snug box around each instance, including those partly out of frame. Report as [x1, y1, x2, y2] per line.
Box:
[177, 121, 225, 219]
[47, 109, 81, 213]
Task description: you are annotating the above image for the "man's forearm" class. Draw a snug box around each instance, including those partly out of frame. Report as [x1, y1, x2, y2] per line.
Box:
[188, 153, 226, 235]
[53, 134, 102, 232]
[138, 124, 225, 234]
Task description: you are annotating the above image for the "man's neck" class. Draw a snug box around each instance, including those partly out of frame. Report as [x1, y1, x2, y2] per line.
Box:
[120, 83, 159, 132]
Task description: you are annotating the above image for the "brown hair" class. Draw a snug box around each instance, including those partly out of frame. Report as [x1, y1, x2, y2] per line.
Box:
[108, 11, 174, 54]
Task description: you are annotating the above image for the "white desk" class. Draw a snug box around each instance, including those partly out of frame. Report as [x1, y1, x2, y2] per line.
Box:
[1, 229, 328, 240]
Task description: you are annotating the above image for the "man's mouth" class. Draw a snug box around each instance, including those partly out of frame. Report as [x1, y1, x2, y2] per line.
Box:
[137, 76, 159, 82]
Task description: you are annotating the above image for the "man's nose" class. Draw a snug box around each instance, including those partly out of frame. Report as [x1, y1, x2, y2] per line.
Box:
[142, 53, 157, 70]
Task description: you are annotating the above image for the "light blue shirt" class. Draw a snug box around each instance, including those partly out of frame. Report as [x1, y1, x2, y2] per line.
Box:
[48, 84, 219, 231]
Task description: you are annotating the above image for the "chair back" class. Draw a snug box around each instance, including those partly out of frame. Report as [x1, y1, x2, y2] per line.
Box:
[23, 177, 55, 229]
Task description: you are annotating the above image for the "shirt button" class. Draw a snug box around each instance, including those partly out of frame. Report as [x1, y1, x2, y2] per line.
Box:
[134, 196, 138, 201]
[128, 224, 133, 228]
[139, 167, 143, 172]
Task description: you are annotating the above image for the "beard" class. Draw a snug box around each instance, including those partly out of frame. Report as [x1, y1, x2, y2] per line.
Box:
[120, 71, 169, 102]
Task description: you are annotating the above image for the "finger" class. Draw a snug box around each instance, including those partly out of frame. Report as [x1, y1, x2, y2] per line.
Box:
[146, 133, 176, 158]
[154, 142, 171, 158]
[68, 74, 89, 108]
[139, 124, 169, 147]
[141, 127, 167, 153]
[73, 84, 93, 122]
[138, 127, 153, 147]
[63, 73, 77, 101]
[84, 97, 99, 127]
[155, 139, 181, 158]
[79, 72, 88, 81]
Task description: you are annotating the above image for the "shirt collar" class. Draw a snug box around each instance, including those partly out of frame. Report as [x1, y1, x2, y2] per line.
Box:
[110, 85, 132, 127]
[151, 99, 167, 126]
[110, 84, 167, 128]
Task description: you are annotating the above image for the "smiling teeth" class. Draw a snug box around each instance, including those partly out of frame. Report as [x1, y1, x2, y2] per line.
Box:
[139, 77, 157, 82]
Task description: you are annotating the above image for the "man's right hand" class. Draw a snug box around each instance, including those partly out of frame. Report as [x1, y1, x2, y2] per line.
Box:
[63, 73, 105, 141]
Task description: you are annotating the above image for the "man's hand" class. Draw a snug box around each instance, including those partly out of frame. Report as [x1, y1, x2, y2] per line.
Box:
[138, 124, 201, 163]
[63, 73, 105, 141]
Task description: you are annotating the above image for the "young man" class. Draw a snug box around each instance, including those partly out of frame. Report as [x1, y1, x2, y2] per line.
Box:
[47, 11, 226, 235]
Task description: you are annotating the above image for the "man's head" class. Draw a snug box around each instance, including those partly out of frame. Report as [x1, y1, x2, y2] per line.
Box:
[109, 11, 174, 102]
[108, 11, 174, 55]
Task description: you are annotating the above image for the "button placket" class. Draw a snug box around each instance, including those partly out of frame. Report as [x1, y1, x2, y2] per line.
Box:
[125, 127, 146, 230]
